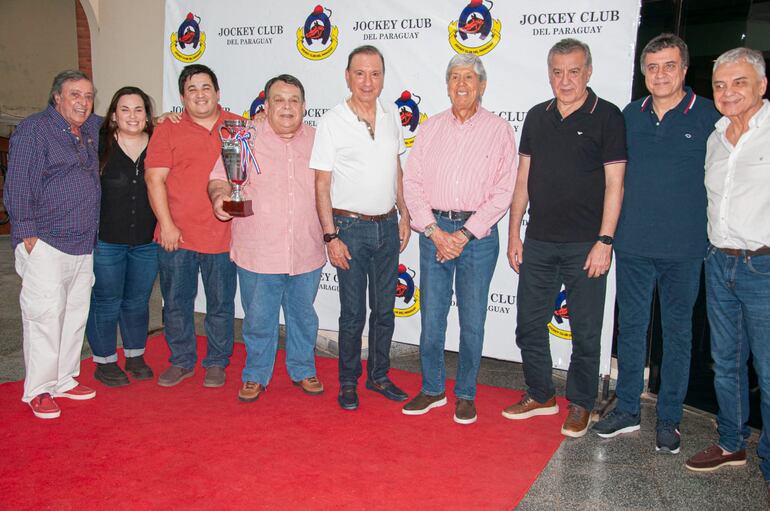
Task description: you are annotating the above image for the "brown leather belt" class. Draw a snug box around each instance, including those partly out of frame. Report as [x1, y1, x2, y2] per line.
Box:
[432, 209, 474, 221]
[717, 246, 770, 257]
[332, 207, 397, 222]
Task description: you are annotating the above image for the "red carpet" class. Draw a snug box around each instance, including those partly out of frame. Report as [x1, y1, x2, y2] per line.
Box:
[0, 335, 566, 510]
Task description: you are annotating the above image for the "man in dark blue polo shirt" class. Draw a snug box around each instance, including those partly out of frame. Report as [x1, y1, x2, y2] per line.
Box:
[5, 70, 102, 419]
[503, 39, 627, 438]
[592, 34, 720, 453]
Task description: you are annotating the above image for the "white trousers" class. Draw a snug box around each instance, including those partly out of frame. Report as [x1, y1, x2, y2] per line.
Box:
[15, 240, 94, 402]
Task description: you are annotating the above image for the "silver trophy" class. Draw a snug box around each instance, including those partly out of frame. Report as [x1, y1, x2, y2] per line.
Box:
[218, 119, 254, 217]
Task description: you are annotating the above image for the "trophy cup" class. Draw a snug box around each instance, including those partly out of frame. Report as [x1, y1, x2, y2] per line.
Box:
[219, 119, 257, 217]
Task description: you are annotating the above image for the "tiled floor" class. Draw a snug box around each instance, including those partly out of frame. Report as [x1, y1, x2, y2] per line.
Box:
[0, 236, 766, 510]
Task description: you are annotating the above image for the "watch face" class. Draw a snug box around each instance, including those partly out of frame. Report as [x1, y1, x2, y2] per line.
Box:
[598, 235, 614, 245]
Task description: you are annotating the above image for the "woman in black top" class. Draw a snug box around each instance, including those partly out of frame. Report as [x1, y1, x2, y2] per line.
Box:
[86, 87, 158, 386]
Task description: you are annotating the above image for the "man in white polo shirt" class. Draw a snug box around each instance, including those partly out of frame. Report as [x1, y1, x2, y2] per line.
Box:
[311, 45, 411, 411]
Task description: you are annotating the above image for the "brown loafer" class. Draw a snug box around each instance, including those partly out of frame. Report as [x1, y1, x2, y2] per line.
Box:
[454, 399, 477, 425]
[293, 376, 324, 395]
[204, 366, 226, 388]
[238, 381, 265, 402]
[686, 444, 747, 472]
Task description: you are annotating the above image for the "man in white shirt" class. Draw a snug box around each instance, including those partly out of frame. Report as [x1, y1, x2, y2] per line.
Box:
[685, 48, 770, 488]
[311, 45, 411, 411]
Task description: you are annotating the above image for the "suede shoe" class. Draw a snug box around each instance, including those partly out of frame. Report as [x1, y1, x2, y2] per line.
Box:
[338, 385, 359, 410]
[561, 403, 591, 438]
[29, 393, 60, 419]
[238, 381, 264, 403]
[592, 409, 641, 438]
[124, 355, 154, 380]
[502, 393, 559, 420]
[365, 379, 408, 402]
[157, 366, 194, 387]
[94, 362, 130, 387]
[54, 384, 96, 400]
[203, 366, 226, 388]
[686, 444, 747, 472]
[454, 399, 477, 425]
[402, 392, 447, 415]
[655, 421, 681, 454]
[293, 376, 324, 395]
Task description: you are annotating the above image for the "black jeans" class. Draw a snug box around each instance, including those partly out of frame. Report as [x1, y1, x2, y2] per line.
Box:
[515, 238, 607, 411]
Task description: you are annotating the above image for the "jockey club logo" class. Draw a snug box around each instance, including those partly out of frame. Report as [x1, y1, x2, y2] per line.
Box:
[548, 288, 572, 340]
[243, 90, 266, 119]
[170, 12, 207, 63]
[395, 90, 428, 148]
[394, 264, 420, 317]
[448, 0, 502, 56]
[296, 4, 339, 61]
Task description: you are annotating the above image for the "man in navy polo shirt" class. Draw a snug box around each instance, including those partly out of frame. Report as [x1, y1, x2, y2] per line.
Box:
[503, 39, 627, 438]
[592, 34, 720, 453]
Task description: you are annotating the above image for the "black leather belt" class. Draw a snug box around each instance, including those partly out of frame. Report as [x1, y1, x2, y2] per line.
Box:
[333, 207, 396, 222]
[717, 246, 770, 257]
[432, 209, 474, 221]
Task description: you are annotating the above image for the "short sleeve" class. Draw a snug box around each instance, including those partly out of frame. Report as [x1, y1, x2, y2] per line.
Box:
[602, 106, 627, 164]
[309, 114, 335, 172]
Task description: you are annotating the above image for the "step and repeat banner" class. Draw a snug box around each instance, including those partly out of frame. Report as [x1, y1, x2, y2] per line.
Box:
[166, 0, 641, 375]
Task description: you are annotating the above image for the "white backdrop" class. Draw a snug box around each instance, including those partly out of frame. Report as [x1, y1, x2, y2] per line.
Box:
[164, 0, 641, 375]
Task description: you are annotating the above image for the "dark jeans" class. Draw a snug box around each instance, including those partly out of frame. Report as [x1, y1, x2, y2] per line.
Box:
[705, 246, 770, 481]
[158, 248, 236, 369]
[334, 214, 399, 386]
[614, 250, 702, 424]
[515, 238, 607, 411]
[418, 217, 498, 400]
[86, 240, 159, 362]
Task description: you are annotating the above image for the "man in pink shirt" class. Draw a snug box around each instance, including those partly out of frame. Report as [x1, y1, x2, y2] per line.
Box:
[209, 75, 326, 402]
[401, 54, 517, 424]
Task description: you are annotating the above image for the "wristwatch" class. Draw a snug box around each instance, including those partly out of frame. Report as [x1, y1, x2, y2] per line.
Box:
[460, 227, 475, 241]
[597, 235, 614, 246]
[424, 223, 438, 238]
[323, 232, 339, 243]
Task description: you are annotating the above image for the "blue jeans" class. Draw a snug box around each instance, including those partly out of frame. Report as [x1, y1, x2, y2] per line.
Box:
[706, 246, 770, 481]
[614, 251, 702, 424]
[86, 240, 159, 363]
[158, 248, 236, 369]
[237, 266, 322, 385]
[515, 238, 608, 411]
[419, 217, 498, 400]
[334, 213, 399, 386]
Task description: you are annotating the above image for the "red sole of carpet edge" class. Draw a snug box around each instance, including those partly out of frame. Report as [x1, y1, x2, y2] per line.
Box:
[0, 334, 567, 511]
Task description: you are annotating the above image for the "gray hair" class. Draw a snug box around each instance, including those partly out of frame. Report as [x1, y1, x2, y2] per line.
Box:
[445, 54, 487, 83]
[49, 69, 93, 106]
[547, 38, 592, 68]
[640, 33, 689, 75]
[713, 47, 766, 79]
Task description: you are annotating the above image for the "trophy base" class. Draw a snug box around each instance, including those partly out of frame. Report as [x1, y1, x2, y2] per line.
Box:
[223, 200, 253, 217]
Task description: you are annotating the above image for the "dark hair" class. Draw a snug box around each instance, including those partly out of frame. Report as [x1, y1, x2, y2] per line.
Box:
[177, 64, 219, 95]
[640, 33, 689, 75]
[99, 86, 155, 172]
[346, 45, 385, 73]
[49, 69, 93, 106]
[264, 74, 306, 103]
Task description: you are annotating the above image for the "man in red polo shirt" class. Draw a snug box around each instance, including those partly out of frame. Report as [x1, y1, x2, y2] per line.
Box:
[145, 64, 240, 388]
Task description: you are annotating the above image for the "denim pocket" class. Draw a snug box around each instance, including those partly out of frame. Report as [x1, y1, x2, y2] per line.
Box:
[746, 255, 770, 276]
[704, 244, 718, 262]
[334, 216, 357, 232]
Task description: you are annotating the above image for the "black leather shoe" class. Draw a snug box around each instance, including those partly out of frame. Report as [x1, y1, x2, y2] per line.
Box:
[338, 385, 359, 410]
[94, 362, 130, 387]
[365, 379, 408, 402]
[125, 355, 154, 380]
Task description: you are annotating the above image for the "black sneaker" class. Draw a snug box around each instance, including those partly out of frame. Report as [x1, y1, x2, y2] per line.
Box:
[94, 362, 130, 387]
[124, 355, 154, 380]
[656, 421, 681, 454]
[591, 409, 641, 438]
[338, 385, 359, 410]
